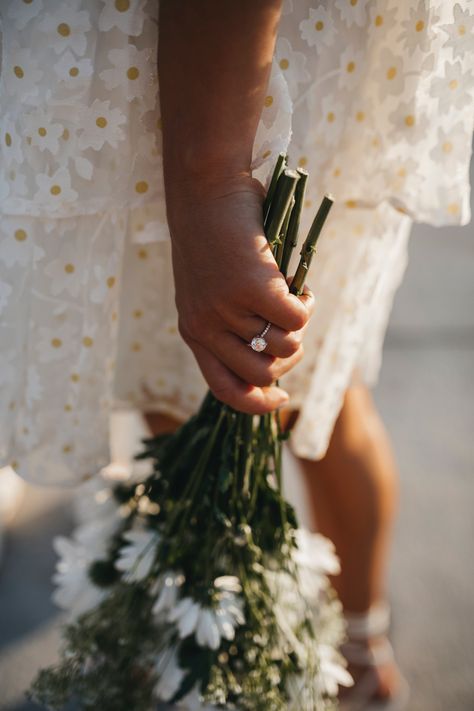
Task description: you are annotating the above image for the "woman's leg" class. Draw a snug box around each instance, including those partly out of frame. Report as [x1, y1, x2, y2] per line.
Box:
[297, 379, 402, 698]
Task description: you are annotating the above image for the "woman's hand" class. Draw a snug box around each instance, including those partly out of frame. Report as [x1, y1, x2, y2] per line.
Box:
[166, 174, 315, 414]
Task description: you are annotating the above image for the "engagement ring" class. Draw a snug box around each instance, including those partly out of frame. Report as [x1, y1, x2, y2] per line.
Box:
[249, 322, 271, 352]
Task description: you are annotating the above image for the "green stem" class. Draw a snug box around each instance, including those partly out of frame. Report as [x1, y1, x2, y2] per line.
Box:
[289, 193, 334, 296]
[165, 409, 226, 538]
[275, 195, 294, 269]
[262, 152, 287, 222]
[264, 170, 299, 256]
[280, 168, 308, 278]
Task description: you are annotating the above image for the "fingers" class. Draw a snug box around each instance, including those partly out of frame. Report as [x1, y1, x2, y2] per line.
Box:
[209, 332, 304, 388]
[242, 321, 303, 359]
[230, 285, 315, 359]
[255, 275, 315, 333]
[190, 340, 290, 415]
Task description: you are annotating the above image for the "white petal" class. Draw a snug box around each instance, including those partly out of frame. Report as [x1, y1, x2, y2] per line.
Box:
[177, 601, 200, 638]
[215, 609, 236, 641]
[196, 609, 221, 650]
[214, 575, 242, 593]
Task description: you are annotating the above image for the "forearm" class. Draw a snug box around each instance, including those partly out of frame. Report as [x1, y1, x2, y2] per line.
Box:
[158, 0, 282, 202]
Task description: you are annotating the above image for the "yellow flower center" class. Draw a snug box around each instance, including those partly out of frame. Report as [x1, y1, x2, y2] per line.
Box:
[127, 66, 139, 80]
[115, 0, 130, 10]
[386, 66, 397, 80]
[38, 127, 47, 137]
[51, 338, 63, 348]
[96, 116, 108, 128]
[15, 229, 27, 242]
[375, 15, 383, 27]
[315, 20, 324, 31]
[135, 180, 149, 194]
[416, 20, 425, 32]
[404, 115, 415, 127]
[346, 61, 355, 73]
[57, 23, 71, 37]
[5, 132, 12, 147]
[69, 67, 79, 77]
[64, 263, 75, 273]
[50, 184, 62, 195]
[14, 66, 24, 79]
[279, 58, 289, 70]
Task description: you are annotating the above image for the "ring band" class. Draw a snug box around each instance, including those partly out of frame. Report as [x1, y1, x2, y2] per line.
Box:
[249, 321, 272, 352]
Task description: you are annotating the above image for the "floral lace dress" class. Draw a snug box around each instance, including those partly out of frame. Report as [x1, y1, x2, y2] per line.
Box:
[0, 0, 473, 485]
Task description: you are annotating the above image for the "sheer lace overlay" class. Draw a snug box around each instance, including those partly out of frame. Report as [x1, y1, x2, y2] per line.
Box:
[0, 0, 472, 483]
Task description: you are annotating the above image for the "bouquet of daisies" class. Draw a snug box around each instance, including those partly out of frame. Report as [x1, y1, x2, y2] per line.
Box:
[30, 156, 352, 710]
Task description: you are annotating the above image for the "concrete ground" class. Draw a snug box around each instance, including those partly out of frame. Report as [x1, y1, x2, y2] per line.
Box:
[0, 201, 473, 709]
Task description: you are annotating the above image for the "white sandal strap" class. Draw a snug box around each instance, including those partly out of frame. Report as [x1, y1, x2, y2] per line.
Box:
[344, 601, 391, 640]
[342, 637, 395, 667]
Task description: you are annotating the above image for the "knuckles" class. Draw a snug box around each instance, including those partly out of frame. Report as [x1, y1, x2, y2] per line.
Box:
[282, 332, 301, 357]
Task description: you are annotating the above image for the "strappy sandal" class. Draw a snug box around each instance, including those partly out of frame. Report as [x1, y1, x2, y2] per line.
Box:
[339, 601, 410, 711]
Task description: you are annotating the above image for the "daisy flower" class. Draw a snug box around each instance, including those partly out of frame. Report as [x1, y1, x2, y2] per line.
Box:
[430, 123, 470, 166]
[1, 118, 23, 166]
[100, 46, 156, 104]
[36, 322, 78, 364]
[337, 45, 365, 91]
[430, 60, 474, 111]
[34, 167, 78, 209]
[387, 101, 430, 144]
[299, 6, 336, 52]
[4, 46, 44, 104]
[0, 222, 44, 269]
[335, 0, 370, 28]
[275, 37, 311, 100]
[440, 3, 474, 59]
[52, 536, 107, 618]
[317, 95, 346, 145]
[53, 50, 93, 87]
[376, 48, 406, 101]
[98, 0, 148, 37]
[397, 1, 440, 55]
[38, 6, 91, 57]
[23, 109, 64, 155]
[115, 528, 158, 582]
[78, 98, 127, 151]
[168, 576, 244, 650]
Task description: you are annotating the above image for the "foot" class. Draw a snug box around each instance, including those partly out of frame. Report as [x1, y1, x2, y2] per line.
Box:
[338, 603, 409, 710]
[339, 639, 405, 705]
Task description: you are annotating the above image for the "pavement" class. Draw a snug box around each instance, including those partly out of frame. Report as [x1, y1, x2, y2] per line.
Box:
[0, 191, 473, 709]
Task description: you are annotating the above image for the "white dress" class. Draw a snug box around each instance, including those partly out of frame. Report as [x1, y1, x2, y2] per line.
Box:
[0, 0, 473, 485]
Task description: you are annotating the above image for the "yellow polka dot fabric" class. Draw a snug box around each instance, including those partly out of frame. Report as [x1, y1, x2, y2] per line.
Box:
[0, 0, 472, 482]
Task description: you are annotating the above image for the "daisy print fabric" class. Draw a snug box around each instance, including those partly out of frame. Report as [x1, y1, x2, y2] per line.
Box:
[0, 0, 473, 483]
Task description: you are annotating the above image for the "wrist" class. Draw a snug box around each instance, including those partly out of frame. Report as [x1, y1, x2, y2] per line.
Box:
[164, 169, 265, 232]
